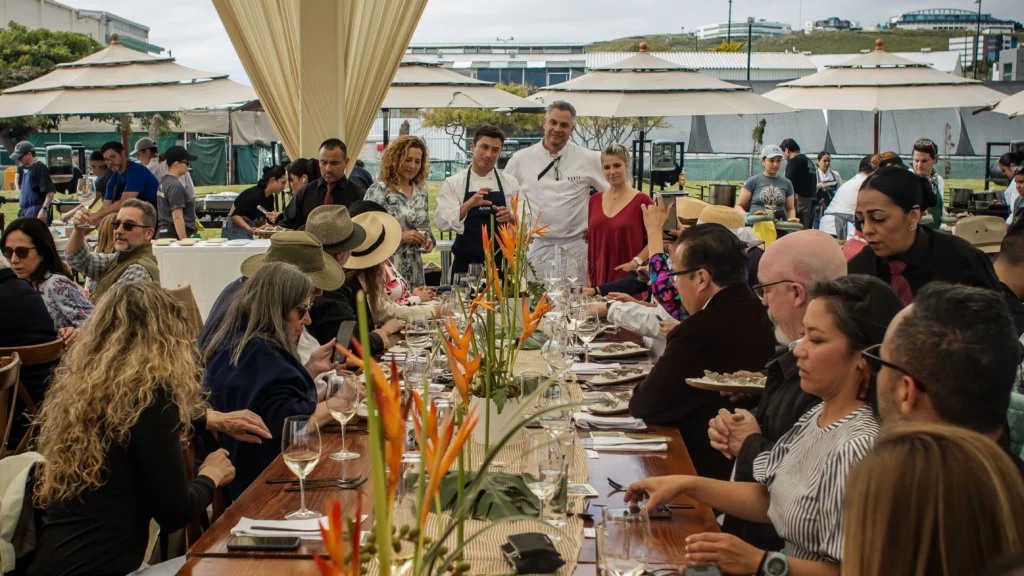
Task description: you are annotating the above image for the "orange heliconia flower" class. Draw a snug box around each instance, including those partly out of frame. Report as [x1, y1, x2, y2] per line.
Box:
[315, 498, 362, 576]
[411, 393, 480, 525]
[520, 294, 554, 342]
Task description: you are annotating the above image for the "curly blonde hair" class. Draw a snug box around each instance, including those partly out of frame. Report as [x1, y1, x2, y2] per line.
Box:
[33, 282, 207, 507]
[378, 135, 430, 190]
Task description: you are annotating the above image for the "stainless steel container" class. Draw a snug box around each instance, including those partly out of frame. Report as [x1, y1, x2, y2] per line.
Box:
[708, 183, 737, 207]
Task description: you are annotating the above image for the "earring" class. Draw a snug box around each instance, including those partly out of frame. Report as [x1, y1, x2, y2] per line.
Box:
[909, 225, 917, 231]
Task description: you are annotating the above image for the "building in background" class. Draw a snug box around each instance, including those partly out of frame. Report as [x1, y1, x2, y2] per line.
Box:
[695, 19, 791, 41]
[998, 47, 1023, 81]
[407, 42, 586, 55]
[0, 0, 162, 53]
[803, 17, 862, 34]
[949, 34, 1018, 68]
[888, 9, 1022, 34]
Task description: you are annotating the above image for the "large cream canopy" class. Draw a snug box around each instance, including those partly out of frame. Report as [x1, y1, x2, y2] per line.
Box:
[989, 90, 1024, 119]
[384, 62, 544, 111]
[212, 0, 428, 159]
[0, 35, 256, 117]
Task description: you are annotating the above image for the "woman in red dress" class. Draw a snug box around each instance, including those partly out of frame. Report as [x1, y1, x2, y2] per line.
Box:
[587, 143, 654, 287]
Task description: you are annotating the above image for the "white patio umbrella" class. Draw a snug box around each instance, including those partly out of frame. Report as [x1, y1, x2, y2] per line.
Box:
[988, 89, 1024, 119]
[0, 33, 256, 147]
[764, 39, 1008, 153]
[528, 43, 794, 188]
[379, 62, 544, 145]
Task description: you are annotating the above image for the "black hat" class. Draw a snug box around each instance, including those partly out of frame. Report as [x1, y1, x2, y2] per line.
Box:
[164, 145, 197, 166]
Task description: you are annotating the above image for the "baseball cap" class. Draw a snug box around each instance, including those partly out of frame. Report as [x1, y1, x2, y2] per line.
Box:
[10, 141, 35, 162]
[760, 144, 784, 159]
[130, 137, 158, 156]
[164, 145, 197, 166]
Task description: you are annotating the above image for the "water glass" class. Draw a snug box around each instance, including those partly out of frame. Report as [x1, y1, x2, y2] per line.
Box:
[538, 384, 572, 434]
[404, 353, 429, 394]
[325, 372, 360, 461]
[575, 308, 601, 363]
[524, 433, 565, 527]
[405, 319, 431, 350]
[598, 507, 651, 576]
[282, 416, 322, 519]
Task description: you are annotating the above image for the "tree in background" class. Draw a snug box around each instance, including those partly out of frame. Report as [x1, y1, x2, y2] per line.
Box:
[0, 22, 103, 152]
[572, 117, 669, 151]
[710, 40, 744, 53]
[421, 83, 542, 154]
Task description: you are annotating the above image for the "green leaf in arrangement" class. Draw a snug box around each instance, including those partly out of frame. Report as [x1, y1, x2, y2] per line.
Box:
[492, 388, 509, 414]
[437, 472, 561, 520]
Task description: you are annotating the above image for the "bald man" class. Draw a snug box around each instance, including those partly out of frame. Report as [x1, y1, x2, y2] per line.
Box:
[707, 230, 847, 549]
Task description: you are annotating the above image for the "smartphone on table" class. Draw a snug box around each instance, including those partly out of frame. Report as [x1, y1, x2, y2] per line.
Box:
[226, 535, 301, 551]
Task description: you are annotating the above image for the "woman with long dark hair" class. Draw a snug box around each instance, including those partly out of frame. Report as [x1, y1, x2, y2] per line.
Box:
[221, 165, 287, 240]
[2, 217, 92, 333]
[286, 157, 320, 194]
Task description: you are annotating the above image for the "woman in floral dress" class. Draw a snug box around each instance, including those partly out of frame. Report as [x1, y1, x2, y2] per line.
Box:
[364, 136, 434, 287]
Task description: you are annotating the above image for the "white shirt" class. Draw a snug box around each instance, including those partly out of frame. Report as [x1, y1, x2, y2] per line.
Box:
[1006, 181, 1019, 224]
[607, 300, 672, 359]
[504, 141, 607, 241]
[820, 172, 867, 236]
[147, 158, 196, 198]
[434, 167, 521, 234]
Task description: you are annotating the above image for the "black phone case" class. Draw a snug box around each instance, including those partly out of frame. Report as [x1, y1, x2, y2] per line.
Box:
[227, 536, 301, 551]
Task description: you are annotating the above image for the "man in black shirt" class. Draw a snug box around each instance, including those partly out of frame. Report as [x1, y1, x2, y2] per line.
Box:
[281, 138, 365, 229]
[873, 283, 1024, 476]
[780, 139, 817, 231]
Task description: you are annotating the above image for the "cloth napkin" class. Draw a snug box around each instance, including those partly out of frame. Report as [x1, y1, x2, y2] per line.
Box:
[574, 413, 645, 430]
[231, 515, 369, 539]
[571, 362, 620, 374]
[590, 436, 667, 452]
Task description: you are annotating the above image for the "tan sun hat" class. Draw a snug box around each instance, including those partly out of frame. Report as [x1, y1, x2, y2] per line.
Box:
[345, 211, 403, 270]
[677, 197, 710, 221]
[306, 205, 366, 254]
[698, 204, 745, 230]
[240, 231, 346, 290]
[954, 215, 1006, 254]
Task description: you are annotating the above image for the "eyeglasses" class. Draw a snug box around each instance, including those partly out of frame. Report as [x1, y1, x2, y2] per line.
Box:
[111, 220, 148, 232]
[666, 267, 702, 278]
[861, 344, 928, 393]
[294, 304, 312, 318]
[1, 246, 36, 260]
[751, 279, 795, 300]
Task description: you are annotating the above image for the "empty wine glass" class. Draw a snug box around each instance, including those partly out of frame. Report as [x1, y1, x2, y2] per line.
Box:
[524, 433, 565, 528]
[404, 353, 429, 394]
[325, 372, 360, 461]
[575, 308, 601, 363]
[282, 416, 322, 519]
[538, 383, 572, 435]
[467, 263, 484, 291]
[405, 319, 430, 351]
[598, 507, 651, 576]
[541, 327, 573, 378]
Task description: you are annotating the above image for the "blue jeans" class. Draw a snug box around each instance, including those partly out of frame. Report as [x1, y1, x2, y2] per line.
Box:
[221, 216, 254, 240]
[18, 205, 51, 225]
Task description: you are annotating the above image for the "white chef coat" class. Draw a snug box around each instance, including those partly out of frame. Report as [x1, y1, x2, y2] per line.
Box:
[820, 172, 867, 237]
[434, 167, 521, 234]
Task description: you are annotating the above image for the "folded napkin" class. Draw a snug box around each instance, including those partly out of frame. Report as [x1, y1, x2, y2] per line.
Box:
[573, 413, 645, 430]
[571, 362, 620, 374]
[592, 442, 667, 452]
[231, 515, 369, 539]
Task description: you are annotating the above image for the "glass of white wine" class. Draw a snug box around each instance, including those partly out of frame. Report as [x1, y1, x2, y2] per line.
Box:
[405, 319, 431, 351]
[325, 372, 360, 461]
[282, 415, 322, 519]
[598, 507, 651, 576]
[575, 307, 601, 364]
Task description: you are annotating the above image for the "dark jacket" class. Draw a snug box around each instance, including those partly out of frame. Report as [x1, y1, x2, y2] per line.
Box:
[198, 277, 245, 353]
[349, 164, 374, 190]
[282, 177, 365, 230]
[308, 283, 385, 354]
[204, 338, 317, 499]
[722, 349, 821, 550]
[629, 283, 777, 481]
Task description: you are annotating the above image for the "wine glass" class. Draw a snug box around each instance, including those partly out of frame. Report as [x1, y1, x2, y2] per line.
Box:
[76, 176, 95, 208]
[538, 383, 572, 435]
[524, 433, 565, 528]
[467, 263, 484, 288]
[541, 327, 573, 378]
[282, 416, 322, 519]
[325, 373, 360, 461]
[598, 507, 651, 576]
[416, 225, 432, 253]
[575, 308, 601, 364]
[405, 319, 430, 351]
[404, 352, 429, 394]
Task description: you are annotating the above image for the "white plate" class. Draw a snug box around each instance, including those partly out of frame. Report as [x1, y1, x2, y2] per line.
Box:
[176, 239, 199, 246]
[590, 368, 650, 386]
[225, 239, 252, 246]
[686, 377, 766, 394]
[204, 237, 227, 244]
[152, 238, 175, 246]
[589, 343, 649, 359]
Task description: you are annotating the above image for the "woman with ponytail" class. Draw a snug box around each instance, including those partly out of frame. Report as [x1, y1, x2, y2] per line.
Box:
[221, 164, 287, 240]
[848, 166, 1004, 306]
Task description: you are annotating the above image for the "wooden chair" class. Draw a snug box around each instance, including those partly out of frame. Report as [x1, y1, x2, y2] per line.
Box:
[0, 354, 22, 453]
[167, 283, 204, 341]
[0, 339, 65, 454]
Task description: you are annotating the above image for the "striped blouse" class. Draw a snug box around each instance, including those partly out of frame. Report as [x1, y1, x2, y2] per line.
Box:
[753, 403, 880, 563]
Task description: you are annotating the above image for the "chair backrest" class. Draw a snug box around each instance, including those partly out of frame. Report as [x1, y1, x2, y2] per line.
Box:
[167, 283, 204, 340]
[0, 354, 23, 453]
[0, 340, 64, 368]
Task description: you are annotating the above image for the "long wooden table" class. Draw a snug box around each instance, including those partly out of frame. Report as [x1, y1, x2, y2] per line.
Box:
[179, 334, 719, 575]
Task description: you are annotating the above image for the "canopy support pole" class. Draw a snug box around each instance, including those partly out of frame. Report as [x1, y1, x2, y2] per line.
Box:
[382, 108, 391, 148]
[873, 111, 879, 155]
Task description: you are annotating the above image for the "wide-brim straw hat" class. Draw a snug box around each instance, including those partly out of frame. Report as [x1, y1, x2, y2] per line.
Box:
[306, 205, 366, 254]
[698, 205, 746, 230]
[677, 197, 710, 221]
[954, 215, 1006, 254]
[346, 212, 403, 270]
[240, 231, 346, 291]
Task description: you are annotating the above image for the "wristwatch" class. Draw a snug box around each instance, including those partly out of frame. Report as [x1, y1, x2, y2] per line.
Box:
[633, 256, 644, 266]
[761, 552, 789, 576]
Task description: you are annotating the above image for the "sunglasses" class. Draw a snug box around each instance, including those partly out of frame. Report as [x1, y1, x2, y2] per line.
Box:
[861, 344, 928, 393]
[751, 279, 795, 300]
[111, 220, 148, 232]
[294, 304, 312, 317]
[2, 246, 36, 259]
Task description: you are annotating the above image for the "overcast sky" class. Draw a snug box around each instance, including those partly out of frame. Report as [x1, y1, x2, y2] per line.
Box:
[68, 0, 1019, 85]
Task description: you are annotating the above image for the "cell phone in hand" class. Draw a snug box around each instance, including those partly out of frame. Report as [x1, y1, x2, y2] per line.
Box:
[227, 535, 300, 551]
[333, 320, 357, 363]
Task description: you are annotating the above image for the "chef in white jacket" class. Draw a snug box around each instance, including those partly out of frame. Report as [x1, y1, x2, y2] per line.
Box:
[504, 101, 607, 277]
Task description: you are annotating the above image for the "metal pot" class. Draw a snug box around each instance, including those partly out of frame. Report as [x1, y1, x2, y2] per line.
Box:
[709, 183, 737, 207]
[974, 191, 998, 204]
[948, 188, 973, 210]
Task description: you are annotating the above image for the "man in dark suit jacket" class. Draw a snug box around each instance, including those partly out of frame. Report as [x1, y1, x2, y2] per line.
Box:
[629, 224, 777, 481]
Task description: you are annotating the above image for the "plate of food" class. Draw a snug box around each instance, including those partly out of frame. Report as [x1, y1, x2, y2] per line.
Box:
[152, 238, 175, 246]
[176, 238, 200, 246]
[254, 226, 287, 239]
[204, 237, 227, 244]
[589, 398, 630, 415]
[590, 366, 649, 386]
[589, 342, 649, 359]
[686, 370, 767, 393]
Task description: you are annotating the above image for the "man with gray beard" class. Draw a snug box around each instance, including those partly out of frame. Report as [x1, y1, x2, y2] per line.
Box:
[707, 230, 847, 549]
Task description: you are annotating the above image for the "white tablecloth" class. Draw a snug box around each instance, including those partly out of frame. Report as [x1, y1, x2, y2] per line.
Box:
[154, 240, 270, 320]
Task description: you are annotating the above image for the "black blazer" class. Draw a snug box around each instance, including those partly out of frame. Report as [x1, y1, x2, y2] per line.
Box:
[629, 283, 778, 481]
[0, 268, 58, 411]
[282, 177, 365, 230]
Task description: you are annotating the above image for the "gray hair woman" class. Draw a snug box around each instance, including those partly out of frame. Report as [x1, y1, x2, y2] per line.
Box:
[202, 262, 334, 498]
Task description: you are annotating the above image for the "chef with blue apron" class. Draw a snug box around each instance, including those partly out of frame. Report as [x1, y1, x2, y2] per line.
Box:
[434, 126, 522, 275]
